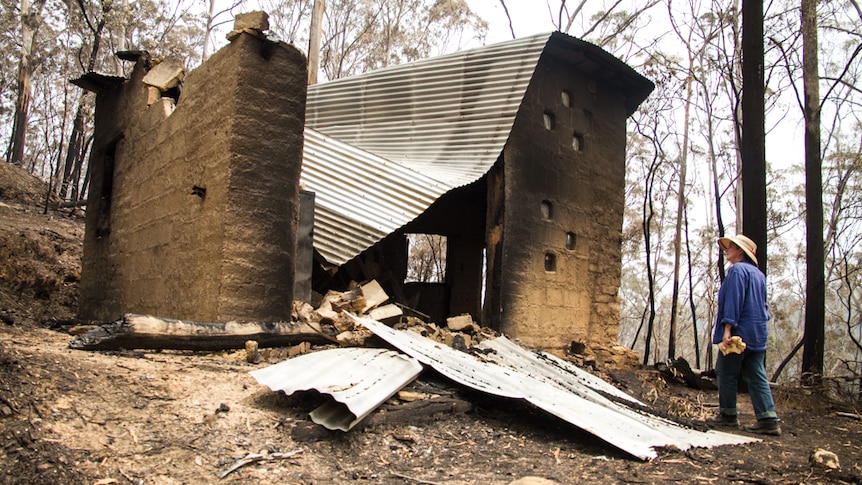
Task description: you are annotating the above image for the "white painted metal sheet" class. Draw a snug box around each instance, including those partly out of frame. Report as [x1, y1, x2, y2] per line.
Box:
[349, 314, 758, 461]
[250, 347, 422, 431]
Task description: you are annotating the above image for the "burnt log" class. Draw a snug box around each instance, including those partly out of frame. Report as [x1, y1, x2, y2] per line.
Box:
[656, 357, 717, 391]
[69, 313, 331, 351]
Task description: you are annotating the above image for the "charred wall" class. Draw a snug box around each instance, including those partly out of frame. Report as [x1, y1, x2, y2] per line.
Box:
[491, 51, 628, 352]
[78, 33, 307, 323]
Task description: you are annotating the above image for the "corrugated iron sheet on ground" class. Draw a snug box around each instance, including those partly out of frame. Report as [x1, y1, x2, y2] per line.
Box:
[348, 314, 758, 461]
[250, 347, 422, 431]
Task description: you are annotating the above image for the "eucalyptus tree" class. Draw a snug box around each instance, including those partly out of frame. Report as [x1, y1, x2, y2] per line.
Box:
[622, 55, 682, 363]
[6, 0, 49, 169]
[256, 0, 487, 81]
[1, 0, 23, 139]
[763, 0, 862, 385]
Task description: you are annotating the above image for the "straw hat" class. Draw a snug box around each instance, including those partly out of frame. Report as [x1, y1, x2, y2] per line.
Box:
[718, 234, 758, 266]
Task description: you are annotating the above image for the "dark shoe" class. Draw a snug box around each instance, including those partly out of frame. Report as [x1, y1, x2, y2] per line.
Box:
[706, 413, 739, 427]
[745, 419, 781, 436]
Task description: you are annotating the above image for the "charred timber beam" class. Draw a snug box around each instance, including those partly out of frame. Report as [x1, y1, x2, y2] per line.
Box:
[69, 313, 330, 351]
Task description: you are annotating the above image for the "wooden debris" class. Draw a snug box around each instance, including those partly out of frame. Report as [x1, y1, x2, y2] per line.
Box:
[358, 280, 389, 312]
[656, 357, 716, 391]
[69, 314, 329, 351]
[446, 314, 477, 333]
[367, 303, 402, 323]
[397, 390, 433, 402]
[216, 449, 303, 479]
[69, 279, 493, 354]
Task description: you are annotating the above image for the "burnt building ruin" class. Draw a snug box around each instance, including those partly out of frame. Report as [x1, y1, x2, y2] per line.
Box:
[76, 14, 653, 358]
[302, 32, 654, 355]
[77, 15, 307, 324]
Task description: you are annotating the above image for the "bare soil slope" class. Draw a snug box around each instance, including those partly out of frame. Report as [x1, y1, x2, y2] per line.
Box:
[1, 162, 861, 484]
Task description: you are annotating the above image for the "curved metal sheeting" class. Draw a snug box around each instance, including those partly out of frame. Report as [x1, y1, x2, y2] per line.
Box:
[306, 34, 548, 188]
[301, 128, 450, 265]
[301, 32, 654, 266]
[250, 347, 423, 431]
[350, 314, 758, 461]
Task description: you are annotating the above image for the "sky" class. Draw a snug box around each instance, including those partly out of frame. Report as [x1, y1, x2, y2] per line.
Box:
[216, 0, 805, 176]
[465, 1, 553, 44]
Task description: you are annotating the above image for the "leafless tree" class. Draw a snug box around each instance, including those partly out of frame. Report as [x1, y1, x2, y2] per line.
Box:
[7, 0, 48, 169]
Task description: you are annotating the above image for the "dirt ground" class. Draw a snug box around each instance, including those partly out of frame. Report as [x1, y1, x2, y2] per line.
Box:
[2, 162, 862, 485]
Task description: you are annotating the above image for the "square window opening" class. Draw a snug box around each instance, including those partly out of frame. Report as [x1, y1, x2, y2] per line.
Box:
[405, 233, 447, 283]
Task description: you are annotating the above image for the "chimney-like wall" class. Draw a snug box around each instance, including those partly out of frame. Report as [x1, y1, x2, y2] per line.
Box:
[78, 32, 307, 323]
[490, 52, 627, 354]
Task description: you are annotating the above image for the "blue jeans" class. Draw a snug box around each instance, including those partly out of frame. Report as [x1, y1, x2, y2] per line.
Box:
[716, 349, 778, 421]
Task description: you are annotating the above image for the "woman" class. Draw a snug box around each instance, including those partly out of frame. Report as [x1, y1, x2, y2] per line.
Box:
[708, 234, 781, 436]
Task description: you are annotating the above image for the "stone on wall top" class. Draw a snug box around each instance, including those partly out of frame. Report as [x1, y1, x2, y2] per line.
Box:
[228, 11, 270, 41]
[142, 59, 185, 91]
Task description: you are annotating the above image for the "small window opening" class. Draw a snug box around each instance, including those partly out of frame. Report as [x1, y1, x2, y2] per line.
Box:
[572, 133, 584, 151]
[561, 90, 571, 107]
[543, 111, 555, 130]
[566, 232, 576, 250]
[405, 233, 447, 283]
[544, 253, 557, 272]
[541, 200, 553, 220]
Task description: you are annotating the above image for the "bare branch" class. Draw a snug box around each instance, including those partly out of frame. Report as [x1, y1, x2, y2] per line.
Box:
[498, 0, 515, 39]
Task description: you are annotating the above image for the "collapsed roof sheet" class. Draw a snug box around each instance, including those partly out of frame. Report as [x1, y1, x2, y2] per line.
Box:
[301, 34, 546, 265]
[302, 32, 653, 265]
[250, 347, 422, 431]
[349, 314, 758, 461]
[300, 128, 449, 265]
[306, 34, 548, 188]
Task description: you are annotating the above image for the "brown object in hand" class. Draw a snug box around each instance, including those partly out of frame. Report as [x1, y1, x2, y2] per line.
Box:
[718, 336, 746, 355]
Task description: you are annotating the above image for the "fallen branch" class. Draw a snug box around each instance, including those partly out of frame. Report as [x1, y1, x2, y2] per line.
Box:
[217, 449, 303, 479]
[389, 473, 447, 485]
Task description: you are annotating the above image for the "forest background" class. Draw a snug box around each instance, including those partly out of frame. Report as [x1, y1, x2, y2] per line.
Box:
[2, 0, 860, 400]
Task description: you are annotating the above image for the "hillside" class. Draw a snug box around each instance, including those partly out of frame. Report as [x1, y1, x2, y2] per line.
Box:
[1, 162, 861, 484]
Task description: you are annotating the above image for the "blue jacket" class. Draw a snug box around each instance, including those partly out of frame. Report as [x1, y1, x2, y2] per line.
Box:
[713, 261, 771, 351]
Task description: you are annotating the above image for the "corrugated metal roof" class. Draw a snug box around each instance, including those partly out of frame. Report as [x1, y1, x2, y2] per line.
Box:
[302, 32, 654, 265]
[349, 314, 758, 461]
[249, 347, 422, 431]
[306, 34, 548, 187]
[300, 128, 449, 265]
[301, 34, 548, 265]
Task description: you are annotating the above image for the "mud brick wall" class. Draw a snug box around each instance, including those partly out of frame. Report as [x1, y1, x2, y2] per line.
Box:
[491, 53, 627, 353]
[78, 33, 307, 323]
